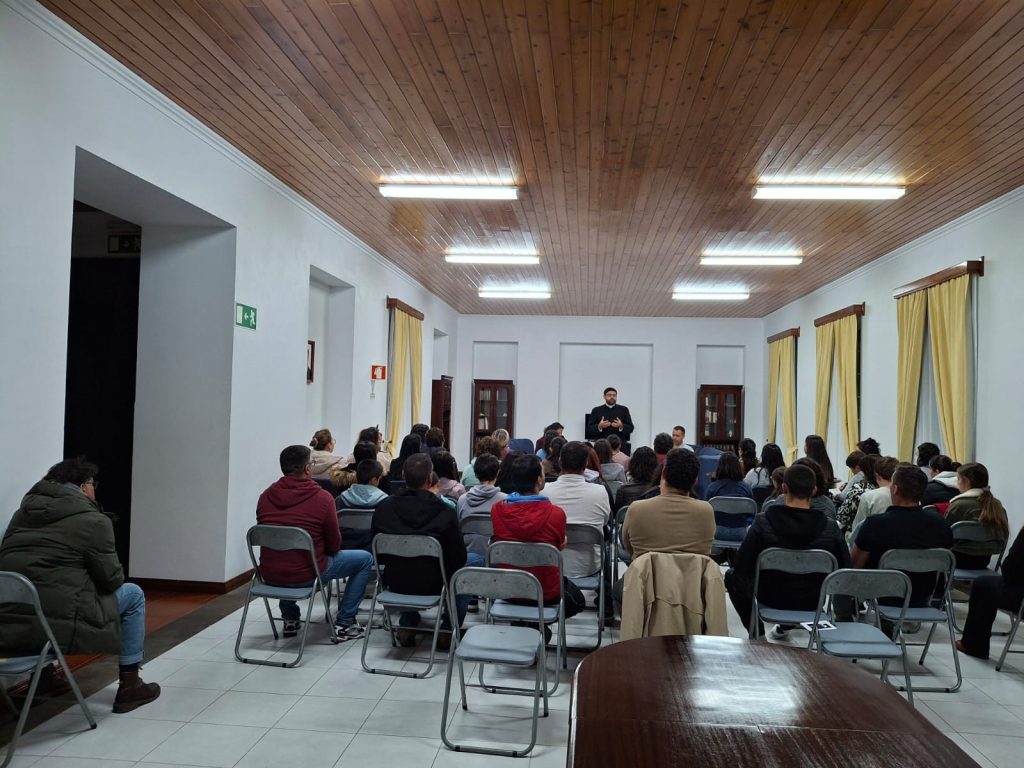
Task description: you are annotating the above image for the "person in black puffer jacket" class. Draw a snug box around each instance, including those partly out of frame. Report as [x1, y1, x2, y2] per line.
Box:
[725, 464, 851, 638]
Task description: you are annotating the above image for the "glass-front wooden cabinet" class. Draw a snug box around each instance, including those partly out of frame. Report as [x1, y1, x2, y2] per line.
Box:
[697, 384, 743, 453]
[472, 379, 515, 444]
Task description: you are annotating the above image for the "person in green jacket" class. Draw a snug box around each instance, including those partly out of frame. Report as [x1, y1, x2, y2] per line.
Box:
[0, 457, 160, 713]
[946, 462, 1009, 570]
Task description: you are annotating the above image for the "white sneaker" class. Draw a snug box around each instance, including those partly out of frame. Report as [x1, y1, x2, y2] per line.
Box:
[335, 623, 365, 641]
[768, 625, 789, 640]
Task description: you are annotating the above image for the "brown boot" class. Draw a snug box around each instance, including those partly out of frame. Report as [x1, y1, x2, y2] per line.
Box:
[113, 663, 161, 713]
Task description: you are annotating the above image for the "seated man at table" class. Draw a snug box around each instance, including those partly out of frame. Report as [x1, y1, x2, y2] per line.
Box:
[371, 453, 482, 648]
[724, 464, 851, 639]
[851, 463, 952, 606]
[256, 445, 374, 640]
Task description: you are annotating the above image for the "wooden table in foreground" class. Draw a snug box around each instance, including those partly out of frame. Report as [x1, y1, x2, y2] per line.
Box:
[568, 635, 976, 768]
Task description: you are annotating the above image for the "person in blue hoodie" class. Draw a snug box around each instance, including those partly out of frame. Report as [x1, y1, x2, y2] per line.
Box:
[456, 454, 506, 556]
[335, 460, 388, 550]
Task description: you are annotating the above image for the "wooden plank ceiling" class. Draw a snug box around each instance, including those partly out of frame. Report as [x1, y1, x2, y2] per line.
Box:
[41, 0, 1024, 317]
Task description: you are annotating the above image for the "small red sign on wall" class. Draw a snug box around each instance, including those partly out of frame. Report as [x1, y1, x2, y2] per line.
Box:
[371, 365, 387, 381]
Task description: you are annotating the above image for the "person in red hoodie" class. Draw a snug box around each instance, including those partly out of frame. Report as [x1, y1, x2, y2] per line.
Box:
[256, 445, 374, 640]
[491, 453, 585, 624]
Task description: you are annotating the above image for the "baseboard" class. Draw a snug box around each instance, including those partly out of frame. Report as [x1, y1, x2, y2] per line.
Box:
[132, 569, 253, 594]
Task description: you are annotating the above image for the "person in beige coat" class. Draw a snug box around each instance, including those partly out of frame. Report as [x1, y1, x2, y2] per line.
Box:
[620, 552, 728, 640]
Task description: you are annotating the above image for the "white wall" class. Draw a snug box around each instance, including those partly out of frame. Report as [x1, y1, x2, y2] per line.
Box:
[0, 1, 459, 581]
[764, 185, 1024, 532]
[305, 280, 330, 435]
[454, 316, 765, 464]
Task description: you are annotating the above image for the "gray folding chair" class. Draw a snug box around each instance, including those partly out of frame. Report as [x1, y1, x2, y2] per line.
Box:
[440, 567, 548, 758]
[950, 521, 1007, 631]
[997, 594, 1024, 671]
[876, 548, 961, 693]
[749, 548, 838, 644]
[710, 496, 757, 551]
[611, 504, 632, 578]
[361, 533, 448, 678]
[811, 568, 915, 705]
[605, 479, 624, 500]
[565, 523, 606, 650]
[0, 572, 97, 768]
[337, 508, 374, 533]
[234, 525, 337, 668]
[484, 541, 565, 695]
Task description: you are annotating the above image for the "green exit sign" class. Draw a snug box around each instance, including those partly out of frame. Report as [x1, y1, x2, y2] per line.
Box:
[235, 303, 257, 330]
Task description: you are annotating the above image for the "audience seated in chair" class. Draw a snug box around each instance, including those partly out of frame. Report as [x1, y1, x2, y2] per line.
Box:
[309, 428, 345, 480]
[490, 453, 586, 627]
[542, 441, 611, 579]
[922, 454, 962, 507]
[725, 464, 851, 639]
[540, 436, 566, 480]
[744, 443, 784, 490]
[957, 524, 1024, 660]
[614, 446, 659, 510]
[329, 440, 378, 494]
[803, 435, 838, 488]
[946, 462, 1009, 570]
[340, 426, 393, 474]
[461, 435, 502, 489]
[371, 454, 482, 648]
[615, 448, 715, 607]
[433, 451, 466, 501]
[0, 457, 161, 713]
[653, 432, 673, 464]
[388, 433, 423, 487]
[705, 451, 753, 502]
[535, 421, 564, 456]
[836, 453, 878, 535]
[762, 458, 837, 521]
[739, 438, 759, 478]
[335, 459, 387, 550]
[915, 441, 941, 477]
[850, 456, 900, 534]
[257, 445, 374, 640]
[457, 453, 506, 557]
[492, 428, 511, 459]
[850, 463, 952, 606]
[607, 434, 630, 469]
[424, 427, 447, 459]
[593, 439, 626, 485]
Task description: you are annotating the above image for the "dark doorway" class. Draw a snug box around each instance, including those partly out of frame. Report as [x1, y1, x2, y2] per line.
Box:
[64, 202, 141, 572]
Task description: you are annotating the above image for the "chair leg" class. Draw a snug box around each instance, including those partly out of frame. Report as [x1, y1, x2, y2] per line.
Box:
[919, 622, 937, 664]
[997, 611, 1023, 671]
[946, 614, 963, 692]
[262, 597, 278, 639]
[1, 653, 49, 768]
[52, 646, 97, 729]
[898, 633, 914, 706]
[439, 650, 458, 751]
[234, 585, 257, 663]
[456, 658, 468, 710]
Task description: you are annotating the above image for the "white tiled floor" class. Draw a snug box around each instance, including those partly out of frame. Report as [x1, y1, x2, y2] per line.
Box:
[8, 578, 1024, 768]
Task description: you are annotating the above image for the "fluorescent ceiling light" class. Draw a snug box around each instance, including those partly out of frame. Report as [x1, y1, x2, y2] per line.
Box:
[379, 184, 517, 200]
[479, 289, 551, 300]
[446, 254, 540, 265]
[753, 185, 905, 200]
[672, 291, 750, 301]
[382, 173, 516, 185]
[701, 255, 803, 266]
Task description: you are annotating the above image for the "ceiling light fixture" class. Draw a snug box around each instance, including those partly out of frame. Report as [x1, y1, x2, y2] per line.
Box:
[753, 185, 905, 200]
[701, 255, 803, 266]
[672, 291, 750, 301]
[479, 289, 551, 300]
[379, 184, 517, 200]
[446, 247, 540, 265]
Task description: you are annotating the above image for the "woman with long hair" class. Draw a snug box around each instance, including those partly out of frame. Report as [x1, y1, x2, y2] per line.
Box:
[947, 463, 1010, 569]
[388, 433, 422, 484]
[615, 446, 659, 510]
[836, 454, 878, 534]
[739, 438, 759, 476]
[804, 435, 836, 487]
[593, 439, 626, 484]
[744, 443, 785, 488]
[705, 452, 753, 501]
[541, 436, 567, 479]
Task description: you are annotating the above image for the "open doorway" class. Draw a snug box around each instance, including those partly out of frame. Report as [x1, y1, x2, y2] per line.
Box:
[64, 202, 142, 570]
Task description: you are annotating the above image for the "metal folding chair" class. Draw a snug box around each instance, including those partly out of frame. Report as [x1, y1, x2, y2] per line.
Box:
[997, 594, 1024, 671]
[611, 504, 632, 579]
[710, 496, 757, 551]
[440, 567, 548, 757]
[361, 533, 448, 678]
[234, 525, 337, 668]
[950, 521, 1007, 631]
[0, 572, 97, 768]
[811, 568, 915, 706]
[459, 512, 494, 539]
[484, 541, 565, 695]
[876, 548, 961, 693]
[749, 548, 838, 644]
[565, 523, 607, 650]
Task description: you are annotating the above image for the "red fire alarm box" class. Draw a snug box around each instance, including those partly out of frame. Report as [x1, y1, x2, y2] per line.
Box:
[371, 365, 387, 381]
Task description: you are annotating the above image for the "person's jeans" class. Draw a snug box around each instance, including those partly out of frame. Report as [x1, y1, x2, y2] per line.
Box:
[116, 583, 146, 666]
[278, 549, 374, 627]
[399, 553, 485, 630]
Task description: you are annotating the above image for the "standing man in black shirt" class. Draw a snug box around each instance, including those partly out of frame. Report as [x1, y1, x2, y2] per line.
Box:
[586, 387, 634, 453]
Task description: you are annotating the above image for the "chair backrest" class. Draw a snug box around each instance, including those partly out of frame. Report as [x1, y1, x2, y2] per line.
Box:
[820, 568, 912, 603]
[371, 533, 447, 587]
[921, 504, 938, 516]
[338, 509, 375, 531]
[459, 513, 494, 538]
[0, 571, 62, 651]
[951, 520, 1006, 568]
[709, 496, 758, 526]
[614, 504, 630, 527]
[879, 547, 955, 576]
[756, 548, 838, 578]
[752, 486, 772, 509]
[451, 566, 543, 605]
[246, 525, 321, 584]
[508, 438, 535, 454]
[605, 479, 624, 499]
[486, 541, 562, 573]
[389, 479, 407, 494]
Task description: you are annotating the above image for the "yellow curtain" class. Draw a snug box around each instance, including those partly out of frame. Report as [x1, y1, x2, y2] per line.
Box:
[834, 314, 860, 455]
[927, 275, 971, 462]
[814, 323, 835, 439]
[385, 311, 411, 455]
[895, 292, 927, 461]
[767, 340, 781, 444]
[778, 335, 798, 463]
[408, 314, 424, 425]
